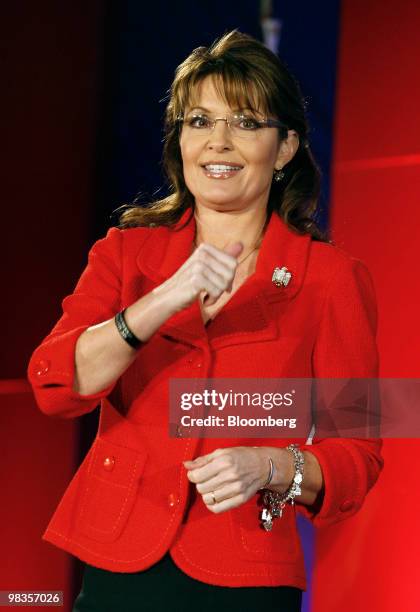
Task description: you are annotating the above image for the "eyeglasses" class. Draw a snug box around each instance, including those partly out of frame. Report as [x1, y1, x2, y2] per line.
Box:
[176, 112, 289, 139]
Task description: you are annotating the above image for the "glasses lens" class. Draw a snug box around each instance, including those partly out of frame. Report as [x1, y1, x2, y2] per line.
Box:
[229, 114, 262, 138]
[181, 113, 273, 139]
[184, 114, 213, 129]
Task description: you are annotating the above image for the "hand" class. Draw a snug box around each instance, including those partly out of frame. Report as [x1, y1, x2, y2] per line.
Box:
[183, 446, 270, 514]
[153, 241, 244, 313]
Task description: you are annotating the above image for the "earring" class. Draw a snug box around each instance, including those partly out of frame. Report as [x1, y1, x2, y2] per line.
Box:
[273, 168, 285, 182]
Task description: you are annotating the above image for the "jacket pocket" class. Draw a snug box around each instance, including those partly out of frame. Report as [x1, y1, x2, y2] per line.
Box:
[78, 436, 147, 543]
[229, 495, 300, 563]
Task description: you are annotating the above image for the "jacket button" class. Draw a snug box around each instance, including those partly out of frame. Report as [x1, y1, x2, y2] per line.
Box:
[195, 362, 202, 368]
[167, 492, 179, 508]
[103, 456, 115, 471]
[35, 359, 50, 376]
[340, 500, 355, 512]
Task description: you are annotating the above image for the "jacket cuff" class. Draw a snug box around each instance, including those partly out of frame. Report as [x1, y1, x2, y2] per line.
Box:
[297, 439, 383, 528]
[27, 325, 117, 418]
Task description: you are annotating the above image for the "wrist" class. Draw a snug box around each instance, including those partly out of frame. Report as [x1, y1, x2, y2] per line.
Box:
[260, 447, 295, 494]
[259, 445, 305, 531]
[115, 309, 141, 350]
[122, 289, 174, 344]
[151, 283, 179, 317]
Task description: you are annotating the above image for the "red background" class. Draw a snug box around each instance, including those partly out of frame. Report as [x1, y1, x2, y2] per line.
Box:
[0, 2, 104, 609]
[1, 1, 419, 610]
[312, 1, 420, 610]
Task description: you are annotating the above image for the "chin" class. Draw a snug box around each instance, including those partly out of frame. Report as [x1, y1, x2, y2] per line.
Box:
[199, 198, 241, 211]
[198, 189, 242, 207]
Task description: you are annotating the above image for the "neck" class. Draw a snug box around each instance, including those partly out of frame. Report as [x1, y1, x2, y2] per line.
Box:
[193, 204, 268, 251]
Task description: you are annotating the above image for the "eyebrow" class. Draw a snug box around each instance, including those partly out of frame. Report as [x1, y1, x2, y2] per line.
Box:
[187, 106, 211, 113]
[186, 106, 264, 116]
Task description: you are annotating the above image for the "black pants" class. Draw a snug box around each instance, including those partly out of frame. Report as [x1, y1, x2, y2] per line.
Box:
[73, 551, 302, 612]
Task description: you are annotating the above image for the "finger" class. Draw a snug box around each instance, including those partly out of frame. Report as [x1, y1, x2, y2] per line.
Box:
[196, 459, 260, 496]
[184, 451, 233, 484]
[224, 241, 244, 259]
[199, 266, 228, 292]
[196, 471, 237, 494]
[190, 270, 222, 302]
[198, 243, 242, 269]
[183, 456, 209, 468]
[195, 268, 229, 305]
[202, 480, 244, 504]
[191, 262, 227, 293]
[184, 448, 226, 466]
[183, 449, 220, 466]
[204, 492, 248, 514]
[185, 463, 220, 484]
[194, 248, 236, 283]
[198, 244, 242, 295]
[201, 292, 213, 306]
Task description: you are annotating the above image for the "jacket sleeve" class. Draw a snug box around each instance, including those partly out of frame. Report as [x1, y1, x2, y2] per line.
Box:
[297, 254, 384, 527]
[27, 227, 123, 419]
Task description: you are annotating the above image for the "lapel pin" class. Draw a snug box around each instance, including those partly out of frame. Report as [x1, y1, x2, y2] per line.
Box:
[272, 266, 292, 287]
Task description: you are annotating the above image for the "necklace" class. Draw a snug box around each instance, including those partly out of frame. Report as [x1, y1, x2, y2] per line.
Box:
[235, 241, 261, 266]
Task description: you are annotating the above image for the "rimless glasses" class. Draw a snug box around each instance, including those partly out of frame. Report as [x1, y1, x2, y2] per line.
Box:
[176, 112, 289, 140]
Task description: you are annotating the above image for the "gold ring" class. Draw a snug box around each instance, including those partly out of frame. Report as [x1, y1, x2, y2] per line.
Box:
[211, 491, 217, 504]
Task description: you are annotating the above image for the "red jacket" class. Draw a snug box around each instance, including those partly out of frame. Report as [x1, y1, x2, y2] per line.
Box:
[27, 209, 383, 590]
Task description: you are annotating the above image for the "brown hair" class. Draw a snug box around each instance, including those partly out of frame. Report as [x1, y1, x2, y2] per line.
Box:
[118, 30, 325, 240]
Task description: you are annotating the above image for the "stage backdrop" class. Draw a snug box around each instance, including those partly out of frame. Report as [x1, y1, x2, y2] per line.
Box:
[1, 2, 346, 611]
[312, 1, 420, 610]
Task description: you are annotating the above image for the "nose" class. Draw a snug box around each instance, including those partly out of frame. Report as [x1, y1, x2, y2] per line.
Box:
[207, 119, 233, 151]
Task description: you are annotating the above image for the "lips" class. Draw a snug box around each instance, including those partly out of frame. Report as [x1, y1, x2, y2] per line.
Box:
[201, 162, 244, 179]
[204, 164, 243, 172]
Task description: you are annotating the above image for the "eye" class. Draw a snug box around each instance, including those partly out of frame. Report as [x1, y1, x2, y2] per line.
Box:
[236, 115, 261, 130]
[185, 114, 211, 128]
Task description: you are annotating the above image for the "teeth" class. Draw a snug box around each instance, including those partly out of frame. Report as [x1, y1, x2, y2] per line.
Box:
[204, 164, 242, 172]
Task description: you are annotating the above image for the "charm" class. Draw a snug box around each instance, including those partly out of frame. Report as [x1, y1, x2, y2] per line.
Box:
[261, 508, 273, 531]
[271, 505, 282, 518]
[258, 444, 304, 532]
[272, 266, 292, 287]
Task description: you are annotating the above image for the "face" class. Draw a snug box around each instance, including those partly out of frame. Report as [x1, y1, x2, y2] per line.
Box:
[179, 76, 297, 214]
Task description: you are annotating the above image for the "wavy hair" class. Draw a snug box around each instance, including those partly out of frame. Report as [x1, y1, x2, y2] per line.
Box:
[118, 30, 325, 240]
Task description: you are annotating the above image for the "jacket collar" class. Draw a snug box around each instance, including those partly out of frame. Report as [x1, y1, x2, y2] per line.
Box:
[136, 207, 312, 348]
[137, 208, 196, 285]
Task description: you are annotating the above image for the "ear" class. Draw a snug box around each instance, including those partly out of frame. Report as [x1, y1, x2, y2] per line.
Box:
[275, 130, 300, 170]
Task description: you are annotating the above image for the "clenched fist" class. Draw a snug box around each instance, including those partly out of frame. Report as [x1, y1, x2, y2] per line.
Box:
[153, 241, 244, 313]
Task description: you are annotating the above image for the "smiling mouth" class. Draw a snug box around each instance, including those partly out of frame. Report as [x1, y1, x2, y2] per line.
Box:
[202, 164, 244, 179]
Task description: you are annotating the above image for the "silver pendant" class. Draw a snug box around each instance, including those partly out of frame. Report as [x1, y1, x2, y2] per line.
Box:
[272, 266, 292, 287]
[261, 508, 273, 531]
[272, 506, 282, 518]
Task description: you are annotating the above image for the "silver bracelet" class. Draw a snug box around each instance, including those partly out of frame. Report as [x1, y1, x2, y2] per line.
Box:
[258, 457, 274, 490]
[260, 444, 305, 532]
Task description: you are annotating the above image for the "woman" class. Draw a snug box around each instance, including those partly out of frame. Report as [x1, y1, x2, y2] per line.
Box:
[28, 30, 383, 611]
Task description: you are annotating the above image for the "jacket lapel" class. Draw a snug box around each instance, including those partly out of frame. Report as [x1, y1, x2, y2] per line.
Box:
[204, 211, 312, 349]
[136, 209, 208, 349]
[136, 208, 312, 349]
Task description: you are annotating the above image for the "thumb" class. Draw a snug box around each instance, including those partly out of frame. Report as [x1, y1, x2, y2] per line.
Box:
[222, 242, 244, 295]
[224, 241, 244, 259]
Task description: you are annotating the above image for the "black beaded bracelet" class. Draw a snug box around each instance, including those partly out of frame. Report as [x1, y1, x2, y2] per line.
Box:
[114, 309, 142, 350]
